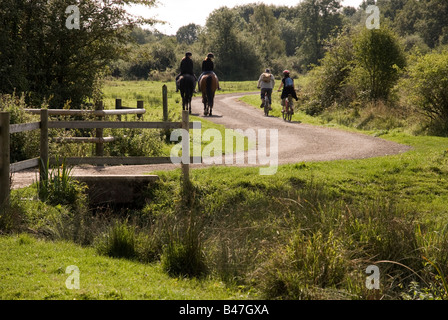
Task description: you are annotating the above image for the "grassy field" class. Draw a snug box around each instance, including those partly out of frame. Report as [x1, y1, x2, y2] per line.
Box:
[0, 233, 250, 300]
[2, 80, 448, 300]
[99, 80, 257, 156]
[142, 130, 448, 299]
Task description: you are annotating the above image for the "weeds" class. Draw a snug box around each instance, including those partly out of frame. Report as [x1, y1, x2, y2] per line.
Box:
[96, 220, 137, 259]
[37, 156, 87, 209]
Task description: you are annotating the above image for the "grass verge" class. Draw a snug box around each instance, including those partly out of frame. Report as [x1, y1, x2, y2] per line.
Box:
[0, 233, 251, 300]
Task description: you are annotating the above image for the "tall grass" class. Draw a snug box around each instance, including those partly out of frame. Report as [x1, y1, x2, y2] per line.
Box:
[36, 156, 86, 208]
[137, 157, 448, 299]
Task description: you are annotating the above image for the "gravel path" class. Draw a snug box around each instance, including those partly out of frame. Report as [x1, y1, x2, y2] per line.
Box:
[11, 92, 411, 189]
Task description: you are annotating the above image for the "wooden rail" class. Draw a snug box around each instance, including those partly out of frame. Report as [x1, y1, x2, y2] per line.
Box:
[0, 91, 200, 207]
[23, 108, 146, 117]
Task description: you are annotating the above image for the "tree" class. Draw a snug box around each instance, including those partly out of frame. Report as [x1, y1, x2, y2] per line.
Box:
[416, 0, 448, 48]
[176, 24, 202, 45]
[295, 0, 343, 70]
[247, 4, 285, 61]
[0, 0, 156, 108]
[204, 7, 260, 80]
[393, 0, 422, 37]
[405, 51, 448, 134]
[304, 28, 356, 114]
[353, 26, 406, 101]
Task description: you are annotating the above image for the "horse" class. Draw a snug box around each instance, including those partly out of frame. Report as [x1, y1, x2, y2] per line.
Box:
[178, 74, 196, 114]
[199, 73, 218, 116]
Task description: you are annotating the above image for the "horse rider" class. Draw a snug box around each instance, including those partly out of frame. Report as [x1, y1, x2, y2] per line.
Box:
[257, 68, 275, 110]
[176, 52, 197, 92]
[198, 53, 221, 91]
[278, 70, 299, 113]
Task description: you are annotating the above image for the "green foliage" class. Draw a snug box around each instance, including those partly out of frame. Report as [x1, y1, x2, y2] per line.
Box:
[0, 93, 40, 163]
[161, 237, 207, 278]
[404, 51, 448, 135]
[353, 26, 406, 101]
[105, 128, 164, 157]
[4, 127, 448, 299]
[303, 28, 355, 114]
[0, 0, 157, 108]
[37, 156, 87, 210]
[0, 234, 242, 299]
[96, 220, 137, 259]
[247, 4, 286, 62]
[301, 26, 406, 117]
[204, 7, 261, 81]
[176, 24, 202, 45]
[295, 0, 343, 70]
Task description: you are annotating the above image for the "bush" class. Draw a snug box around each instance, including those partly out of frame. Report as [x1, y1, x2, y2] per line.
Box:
[404, 51, 448, 136]
[96, 220, 137, 259]
[161, 238, 207, 278]
[303, 29, 356, 113]
[37, 157, 87, 210]
[0, 93, 39, 163]
[105, 128, 164, 157]
[255, 198, 423, 300]
[352, 26, 406, 102]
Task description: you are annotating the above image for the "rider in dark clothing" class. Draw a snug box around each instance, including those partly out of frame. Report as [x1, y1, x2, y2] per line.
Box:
[181, 54, 194, 74]
[201, 56, 214, 72]
[198, 53, 221, 90]
[278, 70, 298, 114]
[176, 52, 197, 92]
[278, 70, 298, 101]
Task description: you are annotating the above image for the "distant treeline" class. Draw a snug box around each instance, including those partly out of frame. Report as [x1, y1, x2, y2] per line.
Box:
[113, 0, 448, 81]
[2, 0, 448, 109]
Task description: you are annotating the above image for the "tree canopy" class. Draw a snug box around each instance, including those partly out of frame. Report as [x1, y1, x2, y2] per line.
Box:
[0, 0, 156, 108]
[3, 0, 448, 114]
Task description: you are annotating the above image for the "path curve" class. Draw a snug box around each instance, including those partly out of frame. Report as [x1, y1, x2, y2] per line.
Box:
[11, 92, 411, 189]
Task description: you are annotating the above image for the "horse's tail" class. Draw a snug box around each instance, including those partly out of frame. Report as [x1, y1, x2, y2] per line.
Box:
[206, 75, 213, 107]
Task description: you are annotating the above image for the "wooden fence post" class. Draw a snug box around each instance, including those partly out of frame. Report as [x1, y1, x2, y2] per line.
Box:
[181, 110, 190, 190]
[115, 99, 122, 121]
[40, 109, 49, 183]
[162, 85, 168, 122]
[137, 100, 143, 120]
[95, 101, 104, 157]
[0, 112, 10, 208]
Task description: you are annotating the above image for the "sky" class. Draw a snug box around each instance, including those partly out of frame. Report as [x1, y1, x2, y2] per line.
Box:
[127, 0, 365, 35]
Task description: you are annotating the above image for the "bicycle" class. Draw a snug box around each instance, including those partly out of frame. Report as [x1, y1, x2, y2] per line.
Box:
[282, 94, 294, 122]
[263, 91, 270, 117]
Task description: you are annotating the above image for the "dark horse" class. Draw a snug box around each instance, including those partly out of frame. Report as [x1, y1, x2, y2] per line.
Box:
[199, 73, 218, 116]
[178, 74, 196, 114]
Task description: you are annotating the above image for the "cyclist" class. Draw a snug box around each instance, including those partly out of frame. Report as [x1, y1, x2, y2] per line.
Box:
[257, 68, 275, 110]
[277, 70, 298, 114]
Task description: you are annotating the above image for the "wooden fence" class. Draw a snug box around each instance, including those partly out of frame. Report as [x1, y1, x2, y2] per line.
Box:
[24, 99, 147, 156]
[0, 88, 201, 207]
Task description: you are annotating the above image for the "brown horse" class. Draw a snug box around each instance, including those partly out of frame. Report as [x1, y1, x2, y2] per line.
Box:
[199, 73, 218, 116]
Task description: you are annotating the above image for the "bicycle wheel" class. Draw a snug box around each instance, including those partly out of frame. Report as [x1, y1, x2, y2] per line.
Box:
[287, 97, 294, 122]
[264, 97, 269, 116]
[282, 99, 288, 121]
[287, 109, 292, 122]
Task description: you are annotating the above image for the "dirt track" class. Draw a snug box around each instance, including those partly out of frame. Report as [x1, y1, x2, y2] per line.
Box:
[11, 92, 412, 189]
